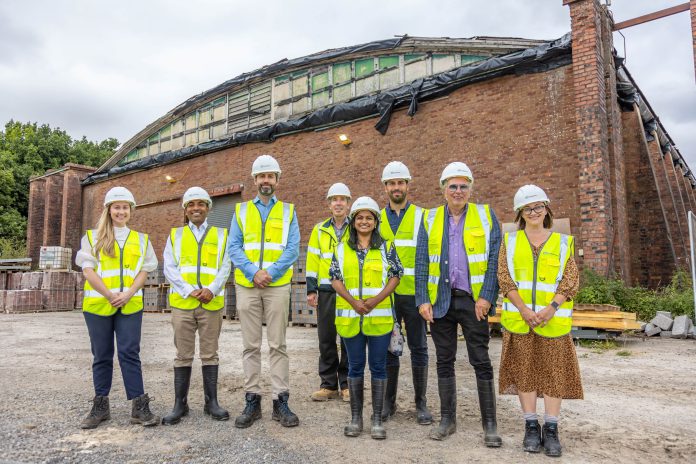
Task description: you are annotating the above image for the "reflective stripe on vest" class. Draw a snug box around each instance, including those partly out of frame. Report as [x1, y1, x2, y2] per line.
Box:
[423, 204, 492, 305]
[234, 200, 294, 287]
[306, 219, 348, 287]
[380, 205, 424, 296]
[168, 225, 228, 311]
[83, 229, 148, 316]
[501, 231, 574, 338]
[334, 243, 394, 338]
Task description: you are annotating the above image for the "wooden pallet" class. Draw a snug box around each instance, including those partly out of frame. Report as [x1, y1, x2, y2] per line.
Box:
[489, 308, 642, 331]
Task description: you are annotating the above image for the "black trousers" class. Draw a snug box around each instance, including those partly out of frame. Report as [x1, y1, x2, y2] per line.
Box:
[429, 293, 493, 381]
[317, 290, 348, 390]
[386, 294, 429, 368]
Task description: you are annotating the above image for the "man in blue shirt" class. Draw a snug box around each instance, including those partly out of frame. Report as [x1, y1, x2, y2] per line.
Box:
[227, 155, 300, 429]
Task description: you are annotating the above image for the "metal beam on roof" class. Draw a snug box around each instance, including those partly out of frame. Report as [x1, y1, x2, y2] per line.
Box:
[612, 2, 689, 31]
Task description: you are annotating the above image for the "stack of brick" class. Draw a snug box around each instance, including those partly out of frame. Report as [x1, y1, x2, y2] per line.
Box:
[4, 290, 43, 313]
[74, 271, 85, 310]
[643, 311, 695, 339]
[20, 272, 43, 290]
[143, 287, 168, 312]
[0, 272, 6, 290]
[41, 271, 77, 311]
[145, 266, 166, 287]
[7, 272, 23, 290]
[0, 290, 6, 311]
[224, 284, 237, 320]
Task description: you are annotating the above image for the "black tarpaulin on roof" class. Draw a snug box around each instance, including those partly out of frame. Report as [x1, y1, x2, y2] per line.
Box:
[82, 34, 572, 186]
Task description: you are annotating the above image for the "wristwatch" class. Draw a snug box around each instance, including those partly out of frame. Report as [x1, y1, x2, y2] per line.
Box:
[550, 301, 559, 310]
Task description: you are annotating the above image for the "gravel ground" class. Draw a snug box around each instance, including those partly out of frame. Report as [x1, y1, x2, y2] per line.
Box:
[1, 311, 695, 463]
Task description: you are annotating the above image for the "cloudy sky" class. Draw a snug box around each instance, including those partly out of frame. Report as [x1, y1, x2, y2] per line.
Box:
[1, 1, 694, 165]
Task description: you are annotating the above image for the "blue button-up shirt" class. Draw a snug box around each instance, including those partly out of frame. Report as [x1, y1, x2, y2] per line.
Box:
[227, 195, 300, 284]
[415, 204, 501, 319]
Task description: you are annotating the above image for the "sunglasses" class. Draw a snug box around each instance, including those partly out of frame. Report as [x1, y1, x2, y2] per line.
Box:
[447, 184, 470, 192]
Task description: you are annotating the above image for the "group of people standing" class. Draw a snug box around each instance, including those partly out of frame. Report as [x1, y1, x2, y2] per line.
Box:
[76, 153, 582, 457]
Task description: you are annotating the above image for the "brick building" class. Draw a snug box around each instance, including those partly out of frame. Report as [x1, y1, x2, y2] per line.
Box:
[28, 0, 696, 287]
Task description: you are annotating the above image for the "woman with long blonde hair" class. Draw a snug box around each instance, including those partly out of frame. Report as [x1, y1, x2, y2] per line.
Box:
[75, 187, 159, 429]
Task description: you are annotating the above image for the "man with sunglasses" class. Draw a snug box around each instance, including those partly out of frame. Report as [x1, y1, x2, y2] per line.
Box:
[415, 162, 502, 447]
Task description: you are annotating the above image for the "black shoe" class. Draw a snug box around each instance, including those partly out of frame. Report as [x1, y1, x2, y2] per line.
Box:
[542, 422, 562, 457]
[371, 378, 387, 439]
[523, 419, 542, 453]
[80, 395, 110, 429]
[131, 393, 159, 427]
[477, 378, 502, 447]
[344, 377, 364, 437]
[412, 365, 433, 425]
[162, 367, 191, 425]
[381, 365, 399, 421]
[202, 365, 229, 421]
[429, 376, 456, 441]
[272, 391, 299, 427]
[234, 392, 262, 428]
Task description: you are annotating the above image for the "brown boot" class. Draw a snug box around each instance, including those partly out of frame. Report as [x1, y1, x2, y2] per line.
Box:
[131, 393, 159, 427]
[80, 395, 110, 429]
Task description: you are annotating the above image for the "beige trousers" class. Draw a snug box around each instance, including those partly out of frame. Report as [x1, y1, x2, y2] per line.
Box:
[235, 284, 290, 399]
[171, 306, 224, 367]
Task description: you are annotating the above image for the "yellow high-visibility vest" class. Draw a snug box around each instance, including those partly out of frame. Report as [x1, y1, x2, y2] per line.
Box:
[83, 229, 148, 316]
[168, 225, 228, 311]
[234, 200, 295, 287]
[501, 231, 574, 338]
[306, 218, 348, 289]
[334, 243, 394, 338]
[380, 204, 424, 296]
[423, 203, 492, 305]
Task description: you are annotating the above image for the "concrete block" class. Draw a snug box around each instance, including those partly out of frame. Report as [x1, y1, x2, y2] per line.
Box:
[671, 315, 692, 339]
[651, 313, 674, 331]
[644, 323, 662, 337]
[659, 330, 673, 338]
[688, 326, 695, 339]
[656, 311, 672, 319]
[639, 321, 648, 331]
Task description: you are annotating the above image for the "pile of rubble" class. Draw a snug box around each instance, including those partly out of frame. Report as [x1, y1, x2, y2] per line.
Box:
[642, 311, 695, 339]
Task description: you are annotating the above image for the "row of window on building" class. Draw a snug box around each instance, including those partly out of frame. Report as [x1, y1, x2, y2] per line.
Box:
[119, 53, 487, 167]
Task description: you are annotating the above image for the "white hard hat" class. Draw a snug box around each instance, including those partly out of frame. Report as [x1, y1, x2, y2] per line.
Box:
[440, 162, 473, 186]
[104, 187, 136, 207]
[381, 161, 412, 183]
[350, 196, 380, 219]
[326, 182, 351, 199]
[182, 186, 212, 209]
[513, 184, 550, 211]
[251, 154, 282, 179]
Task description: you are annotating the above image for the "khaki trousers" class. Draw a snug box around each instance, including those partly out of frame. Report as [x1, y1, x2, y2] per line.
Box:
[171, 306, 224, 367]
[235, 284, 290, 399]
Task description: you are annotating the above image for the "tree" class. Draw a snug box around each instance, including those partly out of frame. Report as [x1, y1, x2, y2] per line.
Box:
[0, 120, 118, 244]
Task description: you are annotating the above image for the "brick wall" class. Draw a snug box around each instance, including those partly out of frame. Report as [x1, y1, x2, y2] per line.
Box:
[42, 174, 64, 247]
[622, 109, 674, 286]
[691, 0, 696, 82]
[27, 178, 46, 268]
[82, 67, 580, 258]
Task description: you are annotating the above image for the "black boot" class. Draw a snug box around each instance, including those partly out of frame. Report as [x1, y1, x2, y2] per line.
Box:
[202, 365, 229, 421]
[412, 365, 433, 425]
[162, 367, 191, 425]
[234, 392, 262, 428]
[523, 419, 542, 453]
[131, 393, 159, 426]
[371, 378, 387, 439]
[429, 376, 456, 440]
[80, 395, 110, 429]
[380, 365, 399, 421]
[344, 377, 364, 437]
[477, 378, 502, 447]
[542, 422, 562, 457]
[272, 391, 299, 427]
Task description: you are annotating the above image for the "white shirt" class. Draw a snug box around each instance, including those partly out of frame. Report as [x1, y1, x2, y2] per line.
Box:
[75, 226, 158, 272]
[163, 220, 232, 299]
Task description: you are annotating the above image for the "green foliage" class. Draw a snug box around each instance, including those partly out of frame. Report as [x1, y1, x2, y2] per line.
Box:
[616, 350, 632, 357]
[0, 237, 27, 259]
[0, 120, 118, 242]
[577, 269, 694, 322]
[577, 339, 618, 352]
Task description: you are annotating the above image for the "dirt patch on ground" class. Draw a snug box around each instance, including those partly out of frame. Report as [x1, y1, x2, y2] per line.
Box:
[0, 312, 694, 463]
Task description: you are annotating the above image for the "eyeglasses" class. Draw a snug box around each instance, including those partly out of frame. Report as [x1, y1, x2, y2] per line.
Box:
[522, 205, 546, 216]
[447, 184, 470, 192]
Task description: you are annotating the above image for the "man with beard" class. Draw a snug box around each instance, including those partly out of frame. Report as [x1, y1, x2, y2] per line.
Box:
[378, 161, 432, 425]
[162, 187, 231, 425]
[227, 154, 301, 428]
[306, 183, 352, 402]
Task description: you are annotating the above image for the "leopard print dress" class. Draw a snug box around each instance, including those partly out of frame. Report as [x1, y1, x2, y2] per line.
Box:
[497, 239, 584, 399]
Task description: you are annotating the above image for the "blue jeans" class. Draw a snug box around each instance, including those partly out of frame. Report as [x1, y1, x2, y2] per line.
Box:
[83, 310, 145, 399]
[386, 294, 429, 368]
[343, 331, 391, 380]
